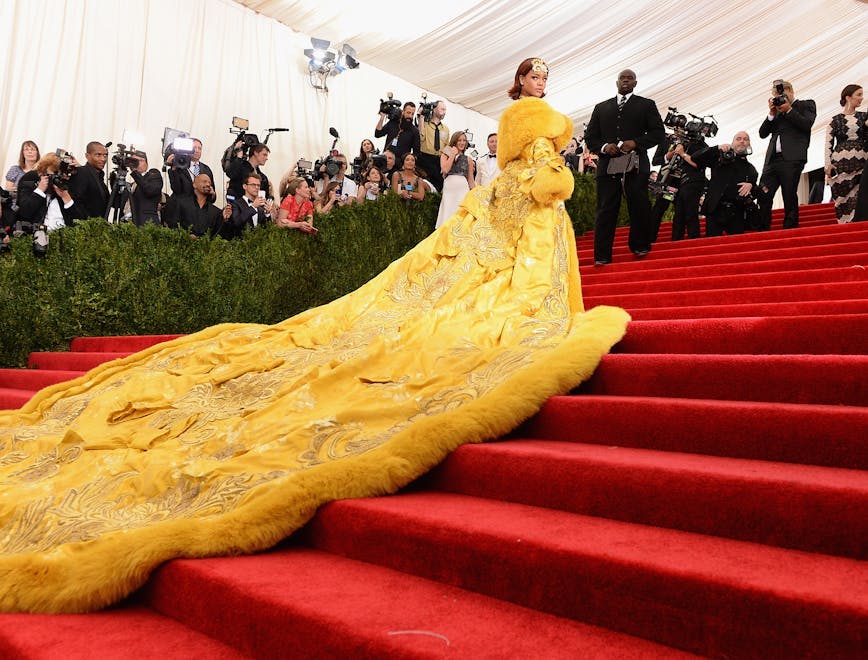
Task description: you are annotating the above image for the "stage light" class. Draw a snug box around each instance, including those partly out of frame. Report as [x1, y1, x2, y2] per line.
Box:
[304, 38, 360, 92]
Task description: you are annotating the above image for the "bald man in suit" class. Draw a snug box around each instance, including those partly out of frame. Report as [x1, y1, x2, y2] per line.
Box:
[584, 69, 665, 265]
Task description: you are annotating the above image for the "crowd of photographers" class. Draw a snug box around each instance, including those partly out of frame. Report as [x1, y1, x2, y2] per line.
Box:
[2, 77, 838, 255]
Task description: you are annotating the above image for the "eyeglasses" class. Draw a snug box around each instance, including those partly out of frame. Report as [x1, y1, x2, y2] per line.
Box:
[245, 182, 261, 187]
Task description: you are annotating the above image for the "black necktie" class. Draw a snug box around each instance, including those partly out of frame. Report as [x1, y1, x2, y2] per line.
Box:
[433, 124, 441, 151]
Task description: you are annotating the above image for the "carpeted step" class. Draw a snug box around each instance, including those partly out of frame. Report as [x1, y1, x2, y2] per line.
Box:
[26, 351, 130, 371]
[303, 492, 868, 658]
[585, 280, 866, 310]
[0, 387, 36, 411]
[626, 298, 868, 320]
[616, 315, 868, 355]
[140, 547, 693, 659]
[0, 368, 84, 390]
[583, 265, 867, 297]
[518, 395, 868, 469]
[578, 240, 868, 271]
[580, 353, 868, 405]
[0, 606, 246, 659]
[423, 439, 868, 558]
[584, 215, 855, 250]
[69, 334, 183, 353]
[579, 227, 868, 261]
[580, 252, 867, 284]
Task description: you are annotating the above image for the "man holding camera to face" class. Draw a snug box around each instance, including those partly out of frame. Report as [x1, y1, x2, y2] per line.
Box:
[374, 101, 420, 166]
[167, 139, 214, 198]
[129, 152, 163, 227]
[693, 131, 759, 237]
[757, 79, 816, 230]
[226, 143, 272, 203]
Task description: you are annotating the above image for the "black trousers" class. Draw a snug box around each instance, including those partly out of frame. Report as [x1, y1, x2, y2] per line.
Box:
[758, 155, 805, 230]
[706, 203, 746, 237]
[594, 170, 652, 261]
[671, 181, 704, 241]
[415, 152, 443, 193]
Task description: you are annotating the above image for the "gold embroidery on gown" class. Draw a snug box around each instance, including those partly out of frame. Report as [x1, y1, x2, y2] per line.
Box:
[0, 97, 630, 612]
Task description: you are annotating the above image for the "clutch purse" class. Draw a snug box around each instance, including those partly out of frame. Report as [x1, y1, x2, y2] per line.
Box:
[606, 152, 639, 175]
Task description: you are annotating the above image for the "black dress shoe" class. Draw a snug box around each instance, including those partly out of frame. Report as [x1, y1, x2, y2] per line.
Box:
[594, 259, 611, 266]
[633, 249, 650, 257]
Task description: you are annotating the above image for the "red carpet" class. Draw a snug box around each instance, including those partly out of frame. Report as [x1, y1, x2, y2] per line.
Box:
[1, 203, 866, 658]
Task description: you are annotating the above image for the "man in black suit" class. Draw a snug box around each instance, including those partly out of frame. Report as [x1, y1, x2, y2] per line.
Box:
[693, 131, 759, 237]
[222, 172, 270, 239]
[757, 80, 816, 230]
[226, 143, 272, 202]
[167, 138, 214, 198]
[129, 152, 163, 226]
[68, 141, 110, 219]
[585, 69, 665, 265]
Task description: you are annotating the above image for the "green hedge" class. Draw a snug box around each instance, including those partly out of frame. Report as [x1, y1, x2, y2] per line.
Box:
[0, 173, 627, 367]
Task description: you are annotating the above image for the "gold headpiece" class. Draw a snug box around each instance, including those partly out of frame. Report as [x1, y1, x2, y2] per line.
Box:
[530, 58, 549, 74]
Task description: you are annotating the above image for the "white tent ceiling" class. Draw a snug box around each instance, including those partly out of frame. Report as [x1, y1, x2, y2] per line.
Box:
[236, 0, 868, 170]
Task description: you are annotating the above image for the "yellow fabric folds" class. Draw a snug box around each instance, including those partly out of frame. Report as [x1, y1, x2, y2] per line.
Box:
[0, 97, 629, 612]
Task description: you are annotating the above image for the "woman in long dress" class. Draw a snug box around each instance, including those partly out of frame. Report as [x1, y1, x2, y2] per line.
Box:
[435, 131, 475, 228]
[824, 84, 867, 223]
[0, 58, 629, 613]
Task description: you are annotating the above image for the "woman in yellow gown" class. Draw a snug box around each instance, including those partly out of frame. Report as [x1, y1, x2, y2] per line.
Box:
[0, 59, 629, 613]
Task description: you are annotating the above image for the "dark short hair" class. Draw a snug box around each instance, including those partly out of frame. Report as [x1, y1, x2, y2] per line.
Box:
[251, 144, 270, 155]
[487, 133, 497, 140]
[245, 173, 262, 184]
[403, 102, 416, 109]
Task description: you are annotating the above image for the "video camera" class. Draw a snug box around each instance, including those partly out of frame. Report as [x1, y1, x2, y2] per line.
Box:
[771, 79, 788, 107]
[221, 116, 288, 174]
[110, 144, 142, 173]
[379, 92, 402, 121]
[314, 127, 342, 180]
[161, 127, 195, 169]
[418, 92, 437, 123]
[651, 108, 719, 200]
[52, 149, 78, 190]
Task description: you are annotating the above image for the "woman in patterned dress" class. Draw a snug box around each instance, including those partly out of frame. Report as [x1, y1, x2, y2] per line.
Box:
[824, 84, 867, 223]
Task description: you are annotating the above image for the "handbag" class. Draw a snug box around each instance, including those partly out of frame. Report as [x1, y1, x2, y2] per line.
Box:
[606, 152, 639, 175]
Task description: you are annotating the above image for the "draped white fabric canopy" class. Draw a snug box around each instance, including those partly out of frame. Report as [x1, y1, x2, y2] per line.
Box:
[236, 0, 868, 171]
[1, 0, 865, 203]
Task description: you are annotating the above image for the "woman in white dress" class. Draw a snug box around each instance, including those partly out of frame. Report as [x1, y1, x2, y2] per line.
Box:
[435, 131, 476, 228]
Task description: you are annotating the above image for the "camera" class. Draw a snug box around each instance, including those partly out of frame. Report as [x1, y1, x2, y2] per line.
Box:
[296, 158, 315, 180]
[371, 153, 388, 170]
[111, 144, 142, 172]
[379, 92, 402, 121]
[162, 127, 194, 169]
[663, 108, 718, 140]
[771, 79, 788, 107]
[720, 144, 753, 164]
[651, 108, 718, 200]
[315, 154, 341, 180]
[418, 92, 436, 122]
[52, 149, 78, 190]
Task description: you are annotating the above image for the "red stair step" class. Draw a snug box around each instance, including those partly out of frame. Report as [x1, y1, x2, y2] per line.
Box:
[304, 493, 868, 658]
[0, 368, 84, 390]
[141, 547, 692, 659]
[518, 395, 868, 469]
[69, 334, 182, 353]
[26, 352, 131, 371]
[580, 353, 868, 405]
[424, 439, 868, 557]
[0, 606, 246, 659]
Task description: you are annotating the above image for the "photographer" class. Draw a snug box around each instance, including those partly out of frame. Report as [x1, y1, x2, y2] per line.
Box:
[757, 79, 816, 230]
[167, 138, 214, 198]
[315, 154, 357, 205]
[665, 138, 708, 240]
[164, 173, 230, 238]
[128, 152, 163, 226]
[374, 101, 419, 167]
[417, 100, 449, 192]
[692, 131, 758, 237]
[16, 152, 82, 231]
[226, 143, 272, 202]
[68, 141, 109, 219]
